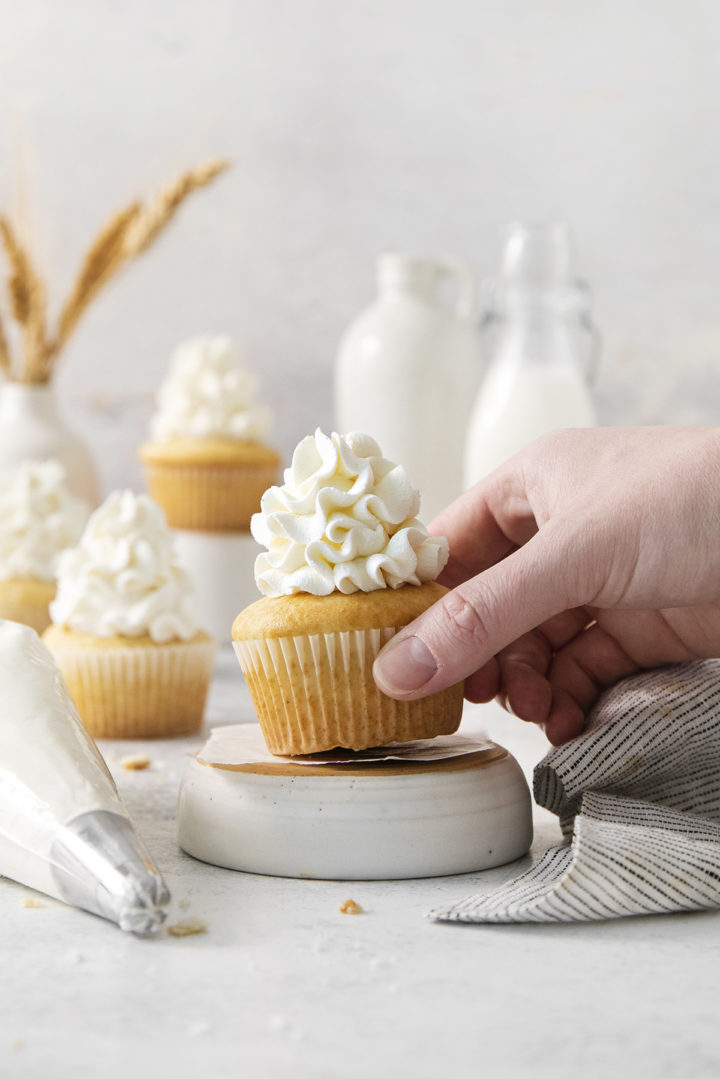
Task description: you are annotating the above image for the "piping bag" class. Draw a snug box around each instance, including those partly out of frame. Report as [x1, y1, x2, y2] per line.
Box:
[0, 620, 169, 934]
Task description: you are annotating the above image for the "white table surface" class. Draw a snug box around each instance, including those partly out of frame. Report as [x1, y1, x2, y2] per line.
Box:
[3, 648, 720, 1079]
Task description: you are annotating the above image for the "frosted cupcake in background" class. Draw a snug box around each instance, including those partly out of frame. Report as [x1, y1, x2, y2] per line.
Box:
[139, 335, 281, 531]
[231, 429, 463, 755]
[0, 460, 88, 633]
[43, 490, 215, 738]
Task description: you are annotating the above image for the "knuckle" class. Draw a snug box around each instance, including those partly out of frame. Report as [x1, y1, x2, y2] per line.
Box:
[437, 588, 494, 653]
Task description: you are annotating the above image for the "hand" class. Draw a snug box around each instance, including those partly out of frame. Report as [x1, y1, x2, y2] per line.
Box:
[373, 427, 720, 744]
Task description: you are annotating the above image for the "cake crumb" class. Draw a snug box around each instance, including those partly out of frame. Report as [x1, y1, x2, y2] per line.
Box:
[11, 1038, 24, 1050]
[122, 754, 151, 771]
[167, 917, 208, 937]
[22, 897, 43, 909]
[339, 899, 363, 915]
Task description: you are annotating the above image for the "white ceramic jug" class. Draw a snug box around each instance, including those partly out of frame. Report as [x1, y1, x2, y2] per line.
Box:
[334, 253, 483, 523]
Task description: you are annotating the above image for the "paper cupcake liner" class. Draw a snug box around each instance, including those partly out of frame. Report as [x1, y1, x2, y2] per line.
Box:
[234, 628, 463, 755]
[143, 462, 279, 531]
[51, 637, 216, 739]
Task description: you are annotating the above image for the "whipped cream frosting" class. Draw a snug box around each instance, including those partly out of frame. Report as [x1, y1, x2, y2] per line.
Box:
[252, 429, 449, 596]
[0, 460, 88, 582]
[50, 491, 200, 642]
[149, 335, 271, 442]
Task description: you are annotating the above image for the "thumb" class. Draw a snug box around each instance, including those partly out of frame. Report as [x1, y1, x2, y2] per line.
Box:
[373, 528, 582, 699]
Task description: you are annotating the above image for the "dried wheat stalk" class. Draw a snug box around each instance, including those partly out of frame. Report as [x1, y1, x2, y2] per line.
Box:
[54, 157, 230, 359]
[122, 157, 230, 257]
[0, 214, 48, 383]
[0, 216, 32, 323]
[54, 202, 141, 352]
[0, 305, 11, 377]
[23, 281, 48, 383]
[0, 156, 230, 383]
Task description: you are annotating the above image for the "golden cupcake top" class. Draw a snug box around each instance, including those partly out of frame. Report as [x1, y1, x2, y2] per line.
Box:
[139, 437, 280, 468]
[43, 625, 211, 651]
[232, 580, 448, 640]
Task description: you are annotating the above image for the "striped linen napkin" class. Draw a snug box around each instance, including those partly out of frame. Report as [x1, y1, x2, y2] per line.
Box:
[430, 661, 720, 923]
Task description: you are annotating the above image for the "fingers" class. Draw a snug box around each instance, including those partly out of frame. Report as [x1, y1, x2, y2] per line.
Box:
[493, 616, 640, 744]
[487, 620, 636, 746]
[494, 608, 707, 745]
[374, 525, 581, 699]
[501, 658, 554, 722]
[542, 688, 587, 746]
[548, 623, 640, 711]
[544, 608, 701, 720]
[496, 609, 594, 723]
[464, 656, 500, 703]
[534, 623, 642, 745]
[429, 467, 539, 590]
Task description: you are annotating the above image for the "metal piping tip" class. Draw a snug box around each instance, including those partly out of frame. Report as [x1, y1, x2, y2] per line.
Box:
[50, 810, 170, 936]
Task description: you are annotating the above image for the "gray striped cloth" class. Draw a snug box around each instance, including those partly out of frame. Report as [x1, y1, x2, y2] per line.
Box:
[430, 661, 720, 923]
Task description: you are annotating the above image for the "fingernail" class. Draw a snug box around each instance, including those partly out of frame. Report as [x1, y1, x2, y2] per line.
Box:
[498, 692, 515, 717]
[373, 635, 438, 693]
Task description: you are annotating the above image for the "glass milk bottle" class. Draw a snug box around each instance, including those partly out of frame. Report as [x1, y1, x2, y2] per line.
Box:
[335, 253, 483, 522]
[464, 223, 599, 488]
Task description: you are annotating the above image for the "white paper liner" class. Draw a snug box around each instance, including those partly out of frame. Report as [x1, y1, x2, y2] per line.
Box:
[144, 460, 278, 530]
[51, 636, 216, 738]
[234, 626, 396, 678]
[197, 722, 494, 768]
[233, 627, 462, 753]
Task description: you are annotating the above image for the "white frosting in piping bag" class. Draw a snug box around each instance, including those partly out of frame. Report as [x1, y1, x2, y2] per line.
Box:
[149, 334, 271, 442]
[252, 429, 448, 597]
[0, 460, 87, 581]
[50, 490, 199, 642]
[0, 620, 169, 932]
[0, 622, 122, 837]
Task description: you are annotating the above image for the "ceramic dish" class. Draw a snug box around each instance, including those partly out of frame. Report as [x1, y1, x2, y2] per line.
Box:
[177, 742, 533, 879]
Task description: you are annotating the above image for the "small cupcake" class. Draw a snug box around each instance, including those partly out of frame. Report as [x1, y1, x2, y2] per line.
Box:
[139, 335, 281, 531]
[43, 491, 215, 738]
[0, 460, 88, 633]
[232, 429, 463, 755]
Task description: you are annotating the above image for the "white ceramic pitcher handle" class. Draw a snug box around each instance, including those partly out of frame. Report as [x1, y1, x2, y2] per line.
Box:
[439, 259, 480, 321]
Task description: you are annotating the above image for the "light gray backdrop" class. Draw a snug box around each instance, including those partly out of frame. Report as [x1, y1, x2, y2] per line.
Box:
[1, 0, 718, 493]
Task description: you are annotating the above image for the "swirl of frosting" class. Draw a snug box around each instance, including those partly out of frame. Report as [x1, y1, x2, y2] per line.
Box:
[251, 429, 449, 597]
[50, 491, 199, 642]
[0, 460, 88, 582]
[149, 335, 271, 442]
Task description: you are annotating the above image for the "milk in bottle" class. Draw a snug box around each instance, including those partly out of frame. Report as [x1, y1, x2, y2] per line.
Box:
[464, 223, 598, 486]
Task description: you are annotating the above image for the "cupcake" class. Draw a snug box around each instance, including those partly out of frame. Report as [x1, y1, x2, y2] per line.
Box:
[232, 429, 463, 755]
[0, 460, 88, 633]
[43, 490, 215, 738]
[139, 335, 281, 530]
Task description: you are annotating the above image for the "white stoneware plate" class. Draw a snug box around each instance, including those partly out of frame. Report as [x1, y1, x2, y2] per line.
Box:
[177, 743, 533, 879]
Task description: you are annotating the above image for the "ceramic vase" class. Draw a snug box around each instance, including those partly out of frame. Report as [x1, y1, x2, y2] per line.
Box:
[0, 382, 100, 506]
